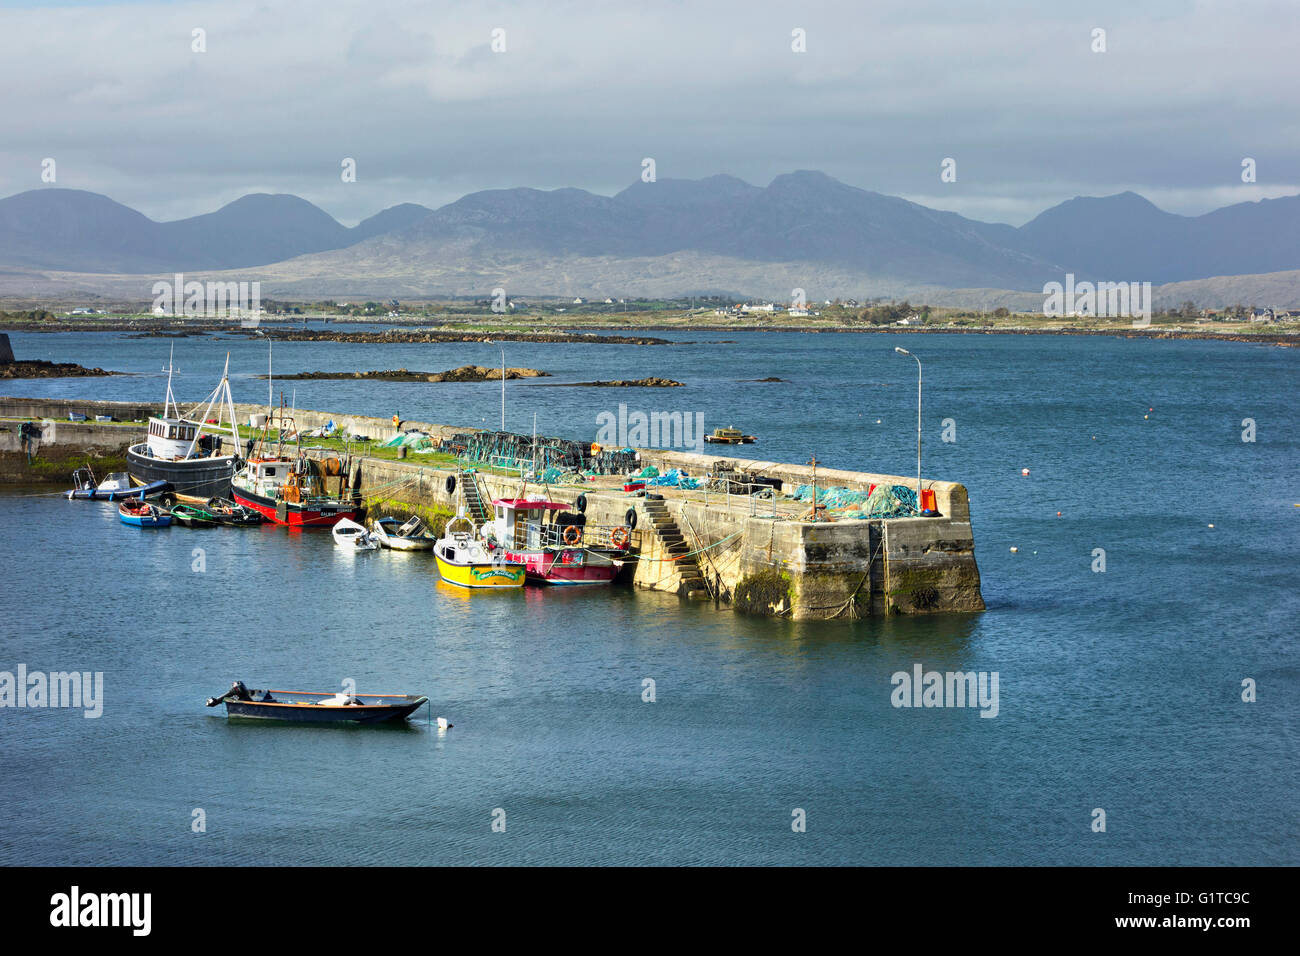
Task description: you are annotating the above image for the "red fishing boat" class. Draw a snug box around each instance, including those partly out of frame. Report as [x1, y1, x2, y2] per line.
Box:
[230, 405, 360, 528]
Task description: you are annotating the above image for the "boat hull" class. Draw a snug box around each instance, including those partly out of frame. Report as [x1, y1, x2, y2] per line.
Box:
[434, 553, 525, 589]
[222, 697, 428, 724]
[505, 548, 619, 586]
[119, 511, 171, 528]
[232, 484, 360, 528]
[127, 444, 237, 501]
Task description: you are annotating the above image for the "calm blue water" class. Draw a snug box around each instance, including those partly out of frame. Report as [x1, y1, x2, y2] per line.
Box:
[1, 329, 1297, 865]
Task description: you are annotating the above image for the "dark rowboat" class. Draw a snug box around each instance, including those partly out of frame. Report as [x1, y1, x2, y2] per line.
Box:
[206, 681, 429, 724]
[204, 497, 265, 526]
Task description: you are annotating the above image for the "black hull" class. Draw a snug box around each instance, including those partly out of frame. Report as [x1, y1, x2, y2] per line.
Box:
[223, 699, 427, 724]
[127, 446, 237, 500]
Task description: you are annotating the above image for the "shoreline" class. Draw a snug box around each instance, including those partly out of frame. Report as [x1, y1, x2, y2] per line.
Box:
[0, 317, 1295, 345]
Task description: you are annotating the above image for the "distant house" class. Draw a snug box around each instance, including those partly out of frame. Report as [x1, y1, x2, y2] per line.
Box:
[1250, 308, 1274, 322]
[573, 297, 584, 305]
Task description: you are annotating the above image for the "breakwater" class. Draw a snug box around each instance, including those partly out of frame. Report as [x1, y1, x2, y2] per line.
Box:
[1, 395, 984, 620]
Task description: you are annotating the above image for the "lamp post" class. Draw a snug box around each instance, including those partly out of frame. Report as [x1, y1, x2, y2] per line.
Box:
[894, 347, 922, 513]
[499, 344, 506, 432]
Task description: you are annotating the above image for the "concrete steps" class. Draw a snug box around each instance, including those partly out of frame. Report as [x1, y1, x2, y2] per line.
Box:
[459, 469, 490, 523]
[642, 497, 710, 599]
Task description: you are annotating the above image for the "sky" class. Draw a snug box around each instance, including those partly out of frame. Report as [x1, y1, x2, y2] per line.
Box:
[1, 0, 1297, 226]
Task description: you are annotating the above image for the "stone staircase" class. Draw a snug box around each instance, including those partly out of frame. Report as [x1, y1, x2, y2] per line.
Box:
[641, 497, 711, 599]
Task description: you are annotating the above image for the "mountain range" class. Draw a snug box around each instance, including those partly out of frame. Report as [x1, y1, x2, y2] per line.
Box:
[1, 173, 1297, 303]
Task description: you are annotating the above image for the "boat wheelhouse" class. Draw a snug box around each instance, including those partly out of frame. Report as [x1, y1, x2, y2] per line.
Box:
[126, 350, 242, 501]
[482, 497, 628, 586]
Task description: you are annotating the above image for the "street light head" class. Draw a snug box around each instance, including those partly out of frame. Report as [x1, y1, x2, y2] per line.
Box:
[894, 347, 910, 355]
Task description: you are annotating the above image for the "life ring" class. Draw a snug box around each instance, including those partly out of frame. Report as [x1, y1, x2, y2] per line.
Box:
[624, 507, 637, 530]
[444, 474, 456, 495]
[611, 526, 630, 549]
[575, 493, 587, 514]
[562, 525, 582, 546]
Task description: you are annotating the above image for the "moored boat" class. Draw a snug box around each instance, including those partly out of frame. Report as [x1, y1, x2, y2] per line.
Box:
[371, 515, 435, 551]
[118, 498, 171, 528]
[168, 503, 219, 528]
[65, 467, 134, 500]
[230, 403, 361, 528]
[481, 497, 626, 586]
[126, 351, 244, 501]
[703, 425, 756, 444]
[205, 681, 429, 724]
[333, 517, 379, 550]
[203, 497, 265, 526]
[434, 516, 525, 589]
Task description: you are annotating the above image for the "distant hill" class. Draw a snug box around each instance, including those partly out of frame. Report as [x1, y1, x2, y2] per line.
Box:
[0, 175, 1296, 302]
[1016, 191, 1300, 282]
[0, 188, 431, 273]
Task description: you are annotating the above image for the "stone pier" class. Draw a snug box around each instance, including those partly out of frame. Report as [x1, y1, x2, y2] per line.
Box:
[0, 396, 985, 619]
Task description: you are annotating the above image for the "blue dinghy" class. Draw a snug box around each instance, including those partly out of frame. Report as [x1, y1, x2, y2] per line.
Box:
[118, 498, 172, 528]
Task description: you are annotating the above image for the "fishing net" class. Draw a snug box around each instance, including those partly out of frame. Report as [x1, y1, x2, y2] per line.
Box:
[648, 468, 700, 490]
[444, 431, 638, 475]
[786, 483, 919, 518]
[862, 483, 919, 517]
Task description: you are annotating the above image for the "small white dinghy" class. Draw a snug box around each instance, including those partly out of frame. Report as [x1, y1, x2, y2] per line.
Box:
[371, 515, 435, 551]
[332, 517, 379, 551]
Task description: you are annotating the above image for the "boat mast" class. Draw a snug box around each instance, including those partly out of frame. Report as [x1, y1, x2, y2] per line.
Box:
[163, 344, 179, 419]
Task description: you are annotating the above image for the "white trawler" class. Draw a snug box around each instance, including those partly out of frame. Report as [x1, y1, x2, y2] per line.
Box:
[125, 351, 243, 502]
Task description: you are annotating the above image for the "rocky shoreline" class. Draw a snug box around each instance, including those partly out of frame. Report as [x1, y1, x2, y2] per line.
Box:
[236, 328, 672, 346]
[0, 359, 120, 379]
[257, 365, 550, 382]
[534, 377, 685, 387]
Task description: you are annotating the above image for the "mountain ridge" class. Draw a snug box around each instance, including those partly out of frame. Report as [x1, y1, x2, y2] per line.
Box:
[1, 175, 1296, 294]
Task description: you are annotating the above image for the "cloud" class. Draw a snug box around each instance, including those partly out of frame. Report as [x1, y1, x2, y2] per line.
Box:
[0, 0, 1295, 225]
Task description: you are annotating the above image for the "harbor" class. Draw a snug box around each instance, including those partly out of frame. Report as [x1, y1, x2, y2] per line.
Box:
[2, 328, 1294, 868]
[1, 392, 984, 619]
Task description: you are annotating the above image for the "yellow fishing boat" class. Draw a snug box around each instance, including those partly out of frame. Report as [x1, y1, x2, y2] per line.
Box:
[434, 517, 525, 589]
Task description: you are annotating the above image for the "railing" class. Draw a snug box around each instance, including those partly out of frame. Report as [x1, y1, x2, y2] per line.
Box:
[514, 524, 632, 551]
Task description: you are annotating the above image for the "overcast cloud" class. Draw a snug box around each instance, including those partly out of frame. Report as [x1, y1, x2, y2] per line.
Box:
[1, 0, 1296, 225]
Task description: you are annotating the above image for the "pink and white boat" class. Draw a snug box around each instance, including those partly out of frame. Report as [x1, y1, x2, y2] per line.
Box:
[481, 497, 629, 586]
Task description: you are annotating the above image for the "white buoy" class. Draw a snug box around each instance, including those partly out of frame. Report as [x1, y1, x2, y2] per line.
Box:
[436, 716, 452, 730]
[1021, 468, 1030, 476]
[1009, 546, 1018, 552]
